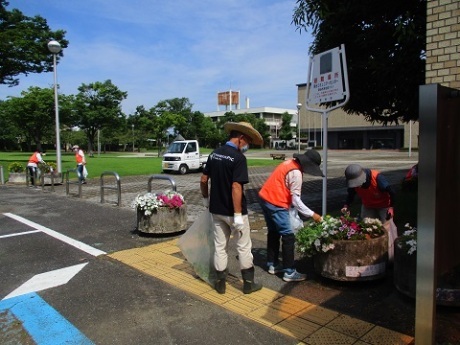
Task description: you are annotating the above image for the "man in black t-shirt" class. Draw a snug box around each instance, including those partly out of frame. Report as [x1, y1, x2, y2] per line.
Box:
[200, 122, 263, 295]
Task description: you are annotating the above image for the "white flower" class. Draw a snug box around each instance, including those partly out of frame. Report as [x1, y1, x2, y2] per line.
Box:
[132, 191, 184, 216]
[406, 239, 417, 255]
[402, 224, 417, 254]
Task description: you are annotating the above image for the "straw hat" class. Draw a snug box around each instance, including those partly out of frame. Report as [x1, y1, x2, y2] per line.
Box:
[72, 145, 79, 150]
[293, 150, 324, 177]
[223, 122, 263, 146]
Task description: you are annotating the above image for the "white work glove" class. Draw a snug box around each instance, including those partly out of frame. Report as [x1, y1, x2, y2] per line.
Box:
[202, 198, 209, 208]
[233, 213, 244, 231]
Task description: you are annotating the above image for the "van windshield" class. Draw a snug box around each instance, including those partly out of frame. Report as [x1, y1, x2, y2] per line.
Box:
[167, 142, 186, 153]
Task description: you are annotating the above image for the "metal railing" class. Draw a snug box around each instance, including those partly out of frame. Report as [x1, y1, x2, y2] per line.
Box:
[100, 171, 121, 206]
[65, 169, 82, 198]
[39, 171, 56, 192]
[24, 164, 58, 191]
[147, 175, 177, 193]
[0, 165, 4, 185]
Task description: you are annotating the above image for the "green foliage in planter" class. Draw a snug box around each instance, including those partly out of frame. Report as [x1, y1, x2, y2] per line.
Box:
[296, 215, 385, 258]
[8, 162, 25, 173]
[42, 162, 57, 173]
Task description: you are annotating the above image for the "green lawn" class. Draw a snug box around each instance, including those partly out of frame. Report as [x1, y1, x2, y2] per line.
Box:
[0, 150, 282, 180]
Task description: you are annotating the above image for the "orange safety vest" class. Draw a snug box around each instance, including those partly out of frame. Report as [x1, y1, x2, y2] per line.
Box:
[355, 170, 391, 208]
[28, 152, 41, 164]
[75, 150, 84, 164]
[259, 159, 300, 209]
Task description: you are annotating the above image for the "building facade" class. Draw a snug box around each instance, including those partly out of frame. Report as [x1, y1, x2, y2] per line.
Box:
[296, 83, 417, 150]
[426, 0, 460, 88]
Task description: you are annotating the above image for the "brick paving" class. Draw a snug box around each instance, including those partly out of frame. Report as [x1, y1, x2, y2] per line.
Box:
[38, 150, 417, 233]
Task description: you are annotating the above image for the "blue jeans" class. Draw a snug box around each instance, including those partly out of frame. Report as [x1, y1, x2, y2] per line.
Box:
[77, 164, 85, 182]
[259, 199, 295, 272]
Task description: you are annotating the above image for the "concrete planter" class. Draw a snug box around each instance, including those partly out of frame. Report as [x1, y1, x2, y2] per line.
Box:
[7, 172, 27, 184]
[393, 237, 417, 298]
[314, 233, 388, 281]
[137, 205, 187, 234]
[394, 237, 460, 306]
[7, 172, 59, 186]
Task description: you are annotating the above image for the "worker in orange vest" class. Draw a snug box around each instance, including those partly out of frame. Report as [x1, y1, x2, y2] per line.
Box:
[259, 150, 323, 282]
[341, 164, 395, 223]
[72, 145, 87, 184]
[27, 150, 46, 187]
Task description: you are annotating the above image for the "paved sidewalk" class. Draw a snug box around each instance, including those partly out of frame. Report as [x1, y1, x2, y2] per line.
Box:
[2, 149, 426, 344]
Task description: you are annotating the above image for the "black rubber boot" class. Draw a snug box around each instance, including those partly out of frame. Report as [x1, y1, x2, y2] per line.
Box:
[214, 269, 227, 294]
[282, 233, 296, 270]
[241, 267, 262, 294]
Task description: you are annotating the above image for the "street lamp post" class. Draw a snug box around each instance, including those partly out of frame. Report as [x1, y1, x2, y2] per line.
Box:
[48, 40, 62, 174]
[132, 124, 135, 152]
[297, 103, 302, 153]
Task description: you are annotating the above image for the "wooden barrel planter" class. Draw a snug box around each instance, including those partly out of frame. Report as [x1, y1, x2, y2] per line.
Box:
[313, 233, 388, 281]
[394, 237, 460, 306]
[137, 205, 187, 234]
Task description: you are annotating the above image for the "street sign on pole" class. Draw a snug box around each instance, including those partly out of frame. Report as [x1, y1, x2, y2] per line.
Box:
[308, 46, 346, 104]
[305, 44, 350, 215]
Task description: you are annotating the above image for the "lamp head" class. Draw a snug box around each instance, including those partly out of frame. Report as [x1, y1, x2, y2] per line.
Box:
[48, 40, 62, 54]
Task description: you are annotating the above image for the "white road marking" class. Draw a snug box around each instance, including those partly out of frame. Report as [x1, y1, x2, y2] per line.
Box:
[2, 263, 89, 300]
[3, 213, 106, 257]
[0, 230, 41, 238]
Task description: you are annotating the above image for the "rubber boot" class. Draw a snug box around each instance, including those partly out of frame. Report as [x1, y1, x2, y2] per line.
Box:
[214, 269, 227, 294]
[241, 267, 262, 294]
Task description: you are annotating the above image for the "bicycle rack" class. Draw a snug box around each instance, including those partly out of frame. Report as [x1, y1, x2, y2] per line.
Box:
[100, 171, 121, 206]
[65, 169, 82, 198]
[147, 175, 177, 193]
[39, 164, 57, 192]
[39, 172, 56, 192]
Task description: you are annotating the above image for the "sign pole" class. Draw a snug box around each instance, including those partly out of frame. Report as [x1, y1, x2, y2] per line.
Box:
[322, 110, 328, 214]
[305, 44, 350, 216]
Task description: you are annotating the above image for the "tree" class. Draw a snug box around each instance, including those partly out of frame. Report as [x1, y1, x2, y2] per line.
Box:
[215, 112, 269, 148]
[0, 1, 69, 86]
[74, 80, 127, 152]
[154, 97, 196, 140]
[279, 112, 293, 141]
[0, 99, 20, 150]
[1, 86, 73, 151]
[129, 106, 158, 152]
[292, 0, 426, 123]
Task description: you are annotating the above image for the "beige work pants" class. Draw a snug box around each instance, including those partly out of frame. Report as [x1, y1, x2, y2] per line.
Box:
[211, 213, 254, 272]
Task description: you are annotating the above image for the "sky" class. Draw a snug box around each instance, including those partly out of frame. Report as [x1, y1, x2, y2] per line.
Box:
[1, 0, 314, 115]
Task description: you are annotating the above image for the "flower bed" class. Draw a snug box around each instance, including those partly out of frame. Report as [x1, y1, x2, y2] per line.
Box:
[296, 215, 388, 281]
[132, 191, 187, 234]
